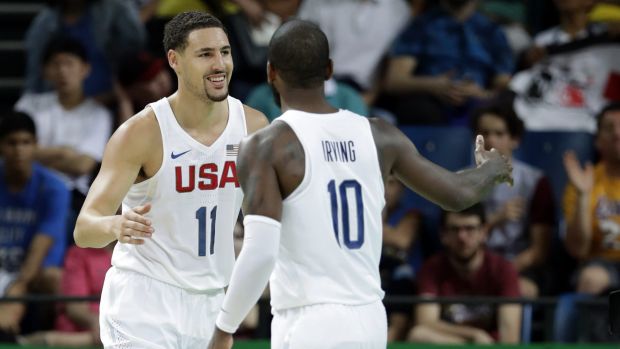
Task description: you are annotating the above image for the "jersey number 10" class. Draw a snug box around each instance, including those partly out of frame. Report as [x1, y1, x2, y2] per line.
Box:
[195, 206, 217, 256]
[327, 179, 365, 249]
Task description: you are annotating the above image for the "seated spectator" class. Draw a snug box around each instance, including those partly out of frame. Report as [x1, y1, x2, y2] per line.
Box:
[0, 111, 70, 338]
[511, 0, 618, 133]
[16, 243, 114, 347]
[383, 0, 514, 125]
[470, 101, 555, 297]
[563, 102, 620, 295]
[15, 37, 113, 214]
[245, 78, 368, 121]
[116, 51, 174, 124]
[408, 204, 521, 344]
[297, 0, 410, 104]
[24, 0, 145, 98]
[381, 176, 419, 342]
[554, 103, 620, 342]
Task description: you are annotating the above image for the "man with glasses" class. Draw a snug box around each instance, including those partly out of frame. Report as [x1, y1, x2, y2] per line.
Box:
[408, 203, 522, 344]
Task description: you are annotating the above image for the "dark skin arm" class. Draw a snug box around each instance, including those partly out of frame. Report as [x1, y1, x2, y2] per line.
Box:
[369, 118, 512, 211]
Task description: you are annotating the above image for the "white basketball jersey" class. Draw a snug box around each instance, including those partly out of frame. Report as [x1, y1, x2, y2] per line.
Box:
[270, 110, 385, 310]
[112, 97, 246, 292]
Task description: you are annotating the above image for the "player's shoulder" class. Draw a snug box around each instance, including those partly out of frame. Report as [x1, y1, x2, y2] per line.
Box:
[107, 106, 161, 157]
[242, 104, 269, 135]
[239, 120, 294, 162]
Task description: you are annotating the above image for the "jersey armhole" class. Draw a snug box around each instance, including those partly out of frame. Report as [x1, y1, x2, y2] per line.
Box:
[278, 120, 311, 204]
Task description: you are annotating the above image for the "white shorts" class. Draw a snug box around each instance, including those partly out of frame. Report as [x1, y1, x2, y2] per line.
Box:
[99, 267, 224, 349]
[271, 300, 387, 349]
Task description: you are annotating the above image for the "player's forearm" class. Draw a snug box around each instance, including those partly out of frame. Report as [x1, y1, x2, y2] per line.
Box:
[447, 161, 505, 211]
[74, 211, 118, 248]
[216, 216, 280, 333]
[565, 193, 592, 258]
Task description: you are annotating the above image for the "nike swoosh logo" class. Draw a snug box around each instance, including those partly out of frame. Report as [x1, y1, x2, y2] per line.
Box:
[171, 150, 191, 159]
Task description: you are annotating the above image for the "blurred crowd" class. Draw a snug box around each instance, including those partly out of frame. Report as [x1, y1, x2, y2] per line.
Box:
[0, 0, 620, 346]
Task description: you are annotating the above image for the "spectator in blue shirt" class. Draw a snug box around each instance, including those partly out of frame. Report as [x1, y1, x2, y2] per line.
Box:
[0, 111, 70, 336]
[382, 0, 514, 125]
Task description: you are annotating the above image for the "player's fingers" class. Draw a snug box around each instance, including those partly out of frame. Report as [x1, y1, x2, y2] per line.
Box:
[118, 234, 145, 245]
[123, 210, 152, 227]
[133, 203, 152, 215]
[123, 221, 153, 235]
[475, 135, 484, 152]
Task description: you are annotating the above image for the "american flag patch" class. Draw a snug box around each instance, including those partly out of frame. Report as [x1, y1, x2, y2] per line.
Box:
[226, 144, 239, 156]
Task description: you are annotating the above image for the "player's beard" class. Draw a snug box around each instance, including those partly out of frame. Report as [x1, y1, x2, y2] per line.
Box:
[203, 81, 228, 102]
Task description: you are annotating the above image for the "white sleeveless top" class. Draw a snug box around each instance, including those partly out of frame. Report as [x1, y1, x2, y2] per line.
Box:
[270, 109, 385, 310]
[111, 96, 246, 292]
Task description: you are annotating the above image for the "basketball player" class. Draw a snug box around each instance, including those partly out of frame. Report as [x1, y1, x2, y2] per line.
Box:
[208, 20, 512, 349]
[73, 12, 268, 348]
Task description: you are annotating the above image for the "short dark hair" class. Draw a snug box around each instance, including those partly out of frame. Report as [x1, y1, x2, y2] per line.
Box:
[596, 102, 620, 133]
[0, 111, 37, 139]
[440, 203, 486, 227]
[42, 36, 88, 65]
[163, 11, 227, 52]
[268, 19, 330, 89]
[470, 100, 524, 139]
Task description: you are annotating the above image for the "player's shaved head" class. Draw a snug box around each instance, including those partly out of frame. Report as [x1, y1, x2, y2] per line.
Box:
[268, 19, 330, 89]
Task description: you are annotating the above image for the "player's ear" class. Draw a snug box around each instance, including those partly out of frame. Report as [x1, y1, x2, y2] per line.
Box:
[267, 61, 277, 84]
[167, 49, 179, 73]
[325, 59, 333, 81]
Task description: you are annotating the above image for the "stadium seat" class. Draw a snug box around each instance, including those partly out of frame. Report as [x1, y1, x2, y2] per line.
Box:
[398, 126, 474, 257]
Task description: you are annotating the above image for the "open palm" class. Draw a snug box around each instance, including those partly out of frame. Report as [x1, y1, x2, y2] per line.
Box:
[563, 151, 594, 193]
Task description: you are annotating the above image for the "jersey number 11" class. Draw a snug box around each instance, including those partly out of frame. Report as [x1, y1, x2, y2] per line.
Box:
[195, 206, 217, 256]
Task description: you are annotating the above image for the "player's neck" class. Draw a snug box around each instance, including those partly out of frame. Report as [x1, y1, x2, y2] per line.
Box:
[3, 165, 31, 192]
[57, 90, 85, 110]
[280, 89, 338, 115]
[168, 92, 228, 129]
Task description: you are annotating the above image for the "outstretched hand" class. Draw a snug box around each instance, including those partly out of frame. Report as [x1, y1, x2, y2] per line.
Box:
[474, 135, 513, 186]
[114, 203, 153, 245]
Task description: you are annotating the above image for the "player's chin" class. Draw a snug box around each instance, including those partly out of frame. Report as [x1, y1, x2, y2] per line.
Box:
[206, 89, 228, 102]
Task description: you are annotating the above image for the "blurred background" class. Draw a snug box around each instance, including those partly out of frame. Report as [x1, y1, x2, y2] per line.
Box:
[0, 0, 620, 347]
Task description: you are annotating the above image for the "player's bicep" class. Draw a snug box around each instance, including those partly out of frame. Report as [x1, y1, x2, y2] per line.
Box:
[237, 134, 283, 221]
[81, 125, 144, 216]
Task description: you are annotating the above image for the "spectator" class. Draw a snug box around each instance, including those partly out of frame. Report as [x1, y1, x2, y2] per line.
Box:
[24, 0, 145, 97]
[245, 78, 368, 121]
[116, 51, 174, 124]
[470, 101, 555, 297]
[383, 0, 514, 125]
[511, 0, 618, 133]
[381, 176, 419, 342]
[553, 103, 620, 342]
[563, 102, 620, 295]
[0, 111, 70, 338]
[16, 243, 114, 347]
[408, 204, 521, 344]
[297, 0, 411, 104]
[15, 37, 113, 214]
